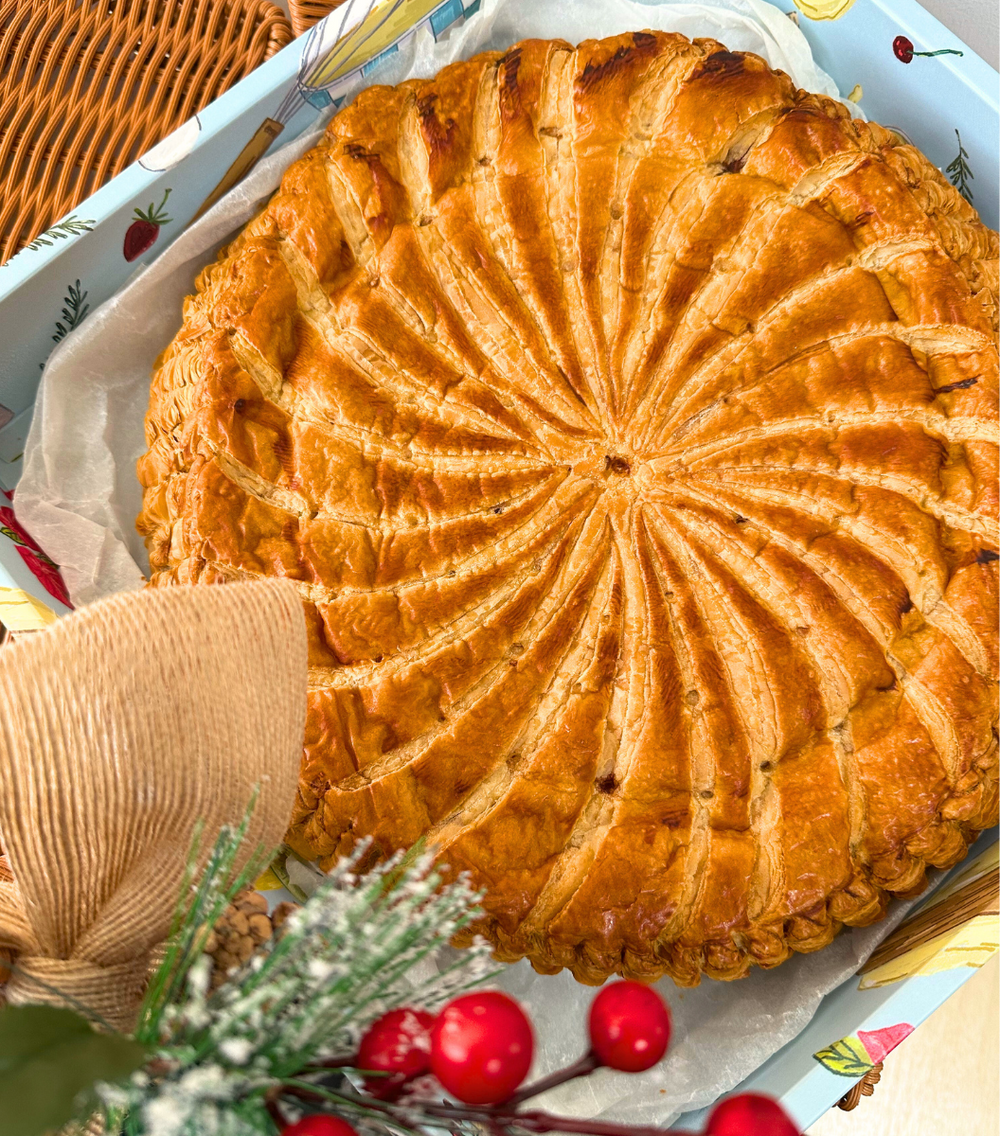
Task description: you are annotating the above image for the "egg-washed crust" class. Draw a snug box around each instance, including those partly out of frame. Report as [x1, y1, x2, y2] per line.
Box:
[138, 32, 999, 986]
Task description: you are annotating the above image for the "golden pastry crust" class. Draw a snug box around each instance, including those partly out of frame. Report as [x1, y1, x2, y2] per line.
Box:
[138, 32, 1000, 986]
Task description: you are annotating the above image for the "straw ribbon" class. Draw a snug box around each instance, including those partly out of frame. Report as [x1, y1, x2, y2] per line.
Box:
[0, 580, 308, 1032]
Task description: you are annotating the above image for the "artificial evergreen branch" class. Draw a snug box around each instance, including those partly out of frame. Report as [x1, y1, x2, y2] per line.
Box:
[85, 821, 495, 1136]
[0, 811, 799, 1136]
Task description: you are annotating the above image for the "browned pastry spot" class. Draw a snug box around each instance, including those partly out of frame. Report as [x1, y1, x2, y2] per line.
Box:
[138, 32, 999, 986]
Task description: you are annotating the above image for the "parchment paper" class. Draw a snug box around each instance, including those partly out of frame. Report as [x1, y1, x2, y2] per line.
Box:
[17, 0, 913, 1123]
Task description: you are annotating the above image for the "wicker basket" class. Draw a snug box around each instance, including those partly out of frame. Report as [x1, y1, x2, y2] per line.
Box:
[0, 0, 293, 265]
[288, 0, 347, 37]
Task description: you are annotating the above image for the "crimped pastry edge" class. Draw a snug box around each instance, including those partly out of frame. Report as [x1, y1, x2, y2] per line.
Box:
[138, 33, 1000, 987]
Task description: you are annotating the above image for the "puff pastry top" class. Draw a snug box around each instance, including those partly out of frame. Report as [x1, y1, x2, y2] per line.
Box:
[138, 32, 999, 985]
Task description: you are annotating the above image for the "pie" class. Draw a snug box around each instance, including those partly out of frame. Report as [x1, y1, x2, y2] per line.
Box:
[137, 32, 999, 985]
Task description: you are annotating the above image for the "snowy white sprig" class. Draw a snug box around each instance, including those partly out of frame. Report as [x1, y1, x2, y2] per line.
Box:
[96, 822, 493, 1136]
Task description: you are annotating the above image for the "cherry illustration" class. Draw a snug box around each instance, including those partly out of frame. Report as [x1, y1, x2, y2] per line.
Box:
[123, 188, 172, 261]
[892, 35, 963, 64]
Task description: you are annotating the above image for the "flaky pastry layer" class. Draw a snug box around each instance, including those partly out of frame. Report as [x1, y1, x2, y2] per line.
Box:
[138, 33, 1000, 985]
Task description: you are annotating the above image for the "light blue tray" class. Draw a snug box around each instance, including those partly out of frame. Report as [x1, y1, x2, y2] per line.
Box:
[0, 1, 995, 1125]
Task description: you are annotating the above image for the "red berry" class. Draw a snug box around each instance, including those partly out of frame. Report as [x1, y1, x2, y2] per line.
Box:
[429, 991, 534, 1105]
[893, 35, 914, 63]
[357, 1008, 436, 1098]
[282, 1116, 358, 1136]
[705, 1093, 799, 1136]
[588, 981, 671, 1073]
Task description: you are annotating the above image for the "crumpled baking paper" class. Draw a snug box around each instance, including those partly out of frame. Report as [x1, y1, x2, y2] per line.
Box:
[17, 0, 912, 1123]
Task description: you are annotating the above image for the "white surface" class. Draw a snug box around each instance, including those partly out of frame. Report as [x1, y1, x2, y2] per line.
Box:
[919, 0, 999, 69]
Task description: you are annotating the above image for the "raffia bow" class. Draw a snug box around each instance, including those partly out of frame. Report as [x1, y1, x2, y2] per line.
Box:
[0, 580, 307, 1032]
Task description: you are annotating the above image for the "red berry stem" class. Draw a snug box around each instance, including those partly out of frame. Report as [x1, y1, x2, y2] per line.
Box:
[264, 1087, 290, 1129]
[276, 1081, 695, 1136]
[500, 1109, 688, 1136]
[913, 48, 963, 57]
[302, 1056, 360, 1071]
[504, 1051, 602, 1107]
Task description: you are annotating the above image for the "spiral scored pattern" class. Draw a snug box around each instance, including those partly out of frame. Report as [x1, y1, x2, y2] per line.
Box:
[139, 33, 1000, 985]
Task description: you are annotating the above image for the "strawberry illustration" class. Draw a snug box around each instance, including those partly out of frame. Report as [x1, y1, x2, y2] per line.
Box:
[857, 1024, 913, 1064]
[0, 505, 72, 608]
[123, 188, 172, 261]
[892, 35, 963, 64]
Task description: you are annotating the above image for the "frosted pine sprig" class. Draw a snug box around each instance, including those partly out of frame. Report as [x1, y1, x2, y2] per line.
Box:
[98, 825, 492, 1136]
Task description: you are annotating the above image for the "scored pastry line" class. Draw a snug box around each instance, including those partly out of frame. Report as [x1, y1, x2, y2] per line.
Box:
[305, 509, 590, 691]
[539, 45, 615, 428]
[274, 230, 564, 449]
[648, 513, 788, 928]
[695, 456, 990, 549]
[617, 172, 720, 426]
[406, 215, 601, 445]
[426, 541, 620, 859]
[629, 148, 883, 439]
[696, 462, 992, 542]
[644, 298, 994, 453]
[314, 296, 550, 455]
[682, 474, 940, 649]
[311, 121, 599, 447]
[635, 515, 715, 951]
[537, 45, 608, 424]
[612, 100, 788, 415]
[646, 234, 957, 441]
[491, 541, 634, 944]
[655, 498, 883, 883]
[608, 74, 780, 418]
[658, 512, 797, 763]
[681, 473, 993, 683]
[537, 45, 610, 431]
[896, 672, 966, 786]
[470, 59, 598, 419]
[829, 716, 865, 863]
[518, 525, 649, 946]
[619, 174, 790, 424]
[228, 327, 560, 469]
[327, 507, 612, 794]
[670, 479, 991, 785]
[660, 409, 997, 465]
[204, 432, 564, 533]
[289, 477, 599, 609]
[518, 559, 632, 949]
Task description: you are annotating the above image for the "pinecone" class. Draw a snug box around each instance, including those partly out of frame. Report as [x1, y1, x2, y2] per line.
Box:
[204, 888, 298, 988]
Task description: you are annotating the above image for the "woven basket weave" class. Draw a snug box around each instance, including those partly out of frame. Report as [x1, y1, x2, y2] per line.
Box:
[288, 0, 347, 37]
[0, 0, 293, 265]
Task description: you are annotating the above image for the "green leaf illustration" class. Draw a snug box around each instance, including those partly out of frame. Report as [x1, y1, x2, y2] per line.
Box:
[52, 279, 90, 343]
[0, 1005, 147, 1136]
[25, 216, 95, 252]
[946, 129, 974, 204]
[812, 1034, 875, 1078]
